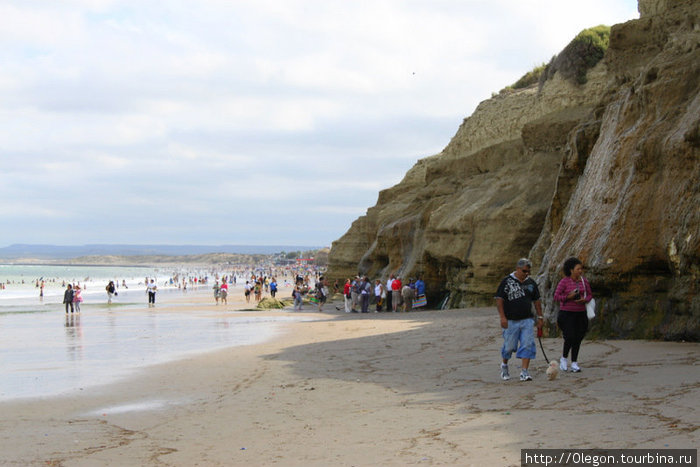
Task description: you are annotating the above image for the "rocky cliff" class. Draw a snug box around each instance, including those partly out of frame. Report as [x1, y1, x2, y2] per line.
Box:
[327, 0, 699, 340]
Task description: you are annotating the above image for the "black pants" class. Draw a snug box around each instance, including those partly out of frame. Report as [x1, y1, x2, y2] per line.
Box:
[557, 310, 588, 362]
[148, 292, 156, 304]
[361, 294, 369, 313]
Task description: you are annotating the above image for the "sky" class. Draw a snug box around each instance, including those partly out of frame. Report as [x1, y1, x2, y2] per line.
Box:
[0, 0, 640, 248]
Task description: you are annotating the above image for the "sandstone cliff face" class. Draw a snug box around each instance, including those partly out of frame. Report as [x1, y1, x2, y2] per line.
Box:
[537, 0, 700, 339]
[328, 0, 699, 340]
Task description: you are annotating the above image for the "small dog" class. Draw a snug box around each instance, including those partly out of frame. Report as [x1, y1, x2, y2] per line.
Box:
[546, 360, 559, 380]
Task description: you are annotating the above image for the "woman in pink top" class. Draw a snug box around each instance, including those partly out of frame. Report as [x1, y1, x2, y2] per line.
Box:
[220, 280, 228, 304]
[554, 257, 593, 373]
[73, 285, 83, 313]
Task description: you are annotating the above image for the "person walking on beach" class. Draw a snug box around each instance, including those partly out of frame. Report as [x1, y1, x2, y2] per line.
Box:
[213, 281, 221, 304]
[63, 284, 74, 314]
[554, 257, 593, 373]
[244, 281, 252, 303]
[147, 279, 157, 307]
[315, 277, 327, 312]
[374, 279, 384, 312]
[343, 278, 352, 313]
[360, 276, 371, 313]
[391, 276, 403, 312]
[386, 275, 394, 312]
[495, 258, 543, 382]
[254, 281, 262, 302]
[402, 279, 415, 312]
[106, 281, 116, 304]
[350, 277, 360, 312]
[220, 280, 228, 305]
[73, 285, 83, 313]
[270, 278, 278, 298]
[293, 286, 303, 311]
[415, 276, 426, 302]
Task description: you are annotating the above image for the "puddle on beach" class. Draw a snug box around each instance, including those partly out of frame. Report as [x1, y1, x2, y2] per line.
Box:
[86, 399, 177, 415]
[0, 306, 315, 401]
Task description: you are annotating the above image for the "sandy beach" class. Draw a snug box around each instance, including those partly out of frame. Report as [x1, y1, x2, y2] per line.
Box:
[0, 290, 697, 466]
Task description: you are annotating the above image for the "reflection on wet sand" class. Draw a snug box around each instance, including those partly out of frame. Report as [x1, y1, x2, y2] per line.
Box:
[0, 290, 314, 401]
[64, 313, 84, 362]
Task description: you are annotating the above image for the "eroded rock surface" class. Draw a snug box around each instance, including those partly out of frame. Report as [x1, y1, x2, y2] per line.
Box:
[328, 0, 699, 340]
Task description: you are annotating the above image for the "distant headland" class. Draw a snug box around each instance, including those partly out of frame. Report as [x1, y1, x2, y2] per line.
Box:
[0, 244, 324, 264]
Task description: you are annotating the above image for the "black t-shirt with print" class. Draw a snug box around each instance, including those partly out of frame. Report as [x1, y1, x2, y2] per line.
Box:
[495, 274, 541, 320]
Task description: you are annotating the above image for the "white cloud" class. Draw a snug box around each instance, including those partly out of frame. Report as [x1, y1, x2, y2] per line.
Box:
[0, 0, 639, 247]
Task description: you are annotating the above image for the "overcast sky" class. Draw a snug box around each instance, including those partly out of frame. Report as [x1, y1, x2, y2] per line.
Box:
[0, 0, 639, 248]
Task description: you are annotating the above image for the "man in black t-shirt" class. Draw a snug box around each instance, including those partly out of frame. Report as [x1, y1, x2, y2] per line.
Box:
[63, 284, 74, 314]
[495, 258, 544, 382]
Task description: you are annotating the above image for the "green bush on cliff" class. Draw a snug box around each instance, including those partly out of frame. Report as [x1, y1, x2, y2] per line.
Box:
[496, 25, 610, 95]
[539, 25, 611, 86]
[512, 63, 547, 89]
[499, 63, 547, 94]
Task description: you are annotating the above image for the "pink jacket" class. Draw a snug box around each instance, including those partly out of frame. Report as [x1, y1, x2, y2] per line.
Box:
[73, 291, 83, 303]
[554, 276, 592, 312]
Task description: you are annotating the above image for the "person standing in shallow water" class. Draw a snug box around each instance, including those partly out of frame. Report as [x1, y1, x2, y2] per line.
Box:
[106, 281, 116, 304]
[63, 284, 74, 314]
[73, 285, 83, 313]
[554, 257, 593, 373]
[495, 258, 543, 382]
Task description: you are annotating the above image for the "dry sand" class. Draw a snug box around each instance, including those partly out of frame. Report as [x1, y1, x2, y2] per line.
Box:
[0, 291, 697, 466]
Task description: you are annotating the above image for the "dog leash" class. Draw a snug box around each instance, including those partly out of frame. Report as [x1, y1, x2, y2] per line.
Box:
[537, 327, 550, 364]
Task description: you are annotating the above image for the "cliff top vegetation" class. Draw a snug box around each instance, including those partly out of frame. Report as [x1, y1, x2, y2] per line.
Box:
[498, 24, 611, 95]
[540, 24, 611, 86]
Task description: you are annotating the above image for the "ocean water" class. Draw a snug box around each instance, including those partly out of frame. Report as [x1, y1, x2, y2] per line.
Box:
[0, 264, 203, 306]
[0, 264, 309, 401]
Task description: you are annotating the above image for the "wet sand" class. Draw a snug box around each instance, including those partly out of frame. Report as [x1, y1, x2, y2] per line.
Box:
[0, 286, 311, 401]
[0, 292, 697, 466]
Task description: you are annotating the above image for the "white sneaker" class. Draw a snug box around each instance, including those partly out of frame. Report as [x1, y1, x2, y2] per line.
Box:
[500, 363, 510, 381]
[560, 357, 568, 372]
[571, 362, 581, 373]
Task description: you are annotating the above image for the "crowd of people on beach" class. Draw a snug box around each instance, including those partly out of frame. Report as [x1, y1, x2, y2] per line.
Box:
[24, 253, 601, 384]
[335, 275, 427, 314]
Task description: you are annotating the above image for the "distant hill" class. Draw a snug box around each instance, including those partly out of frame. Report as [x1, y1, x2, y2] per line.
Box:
[0, 244, 321, 260]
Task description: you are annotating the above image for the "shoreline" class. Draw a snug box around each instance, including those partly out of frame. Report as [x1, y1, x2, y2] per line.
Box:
[0, 293, 697, 466]
[0, 286, 316, 402]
